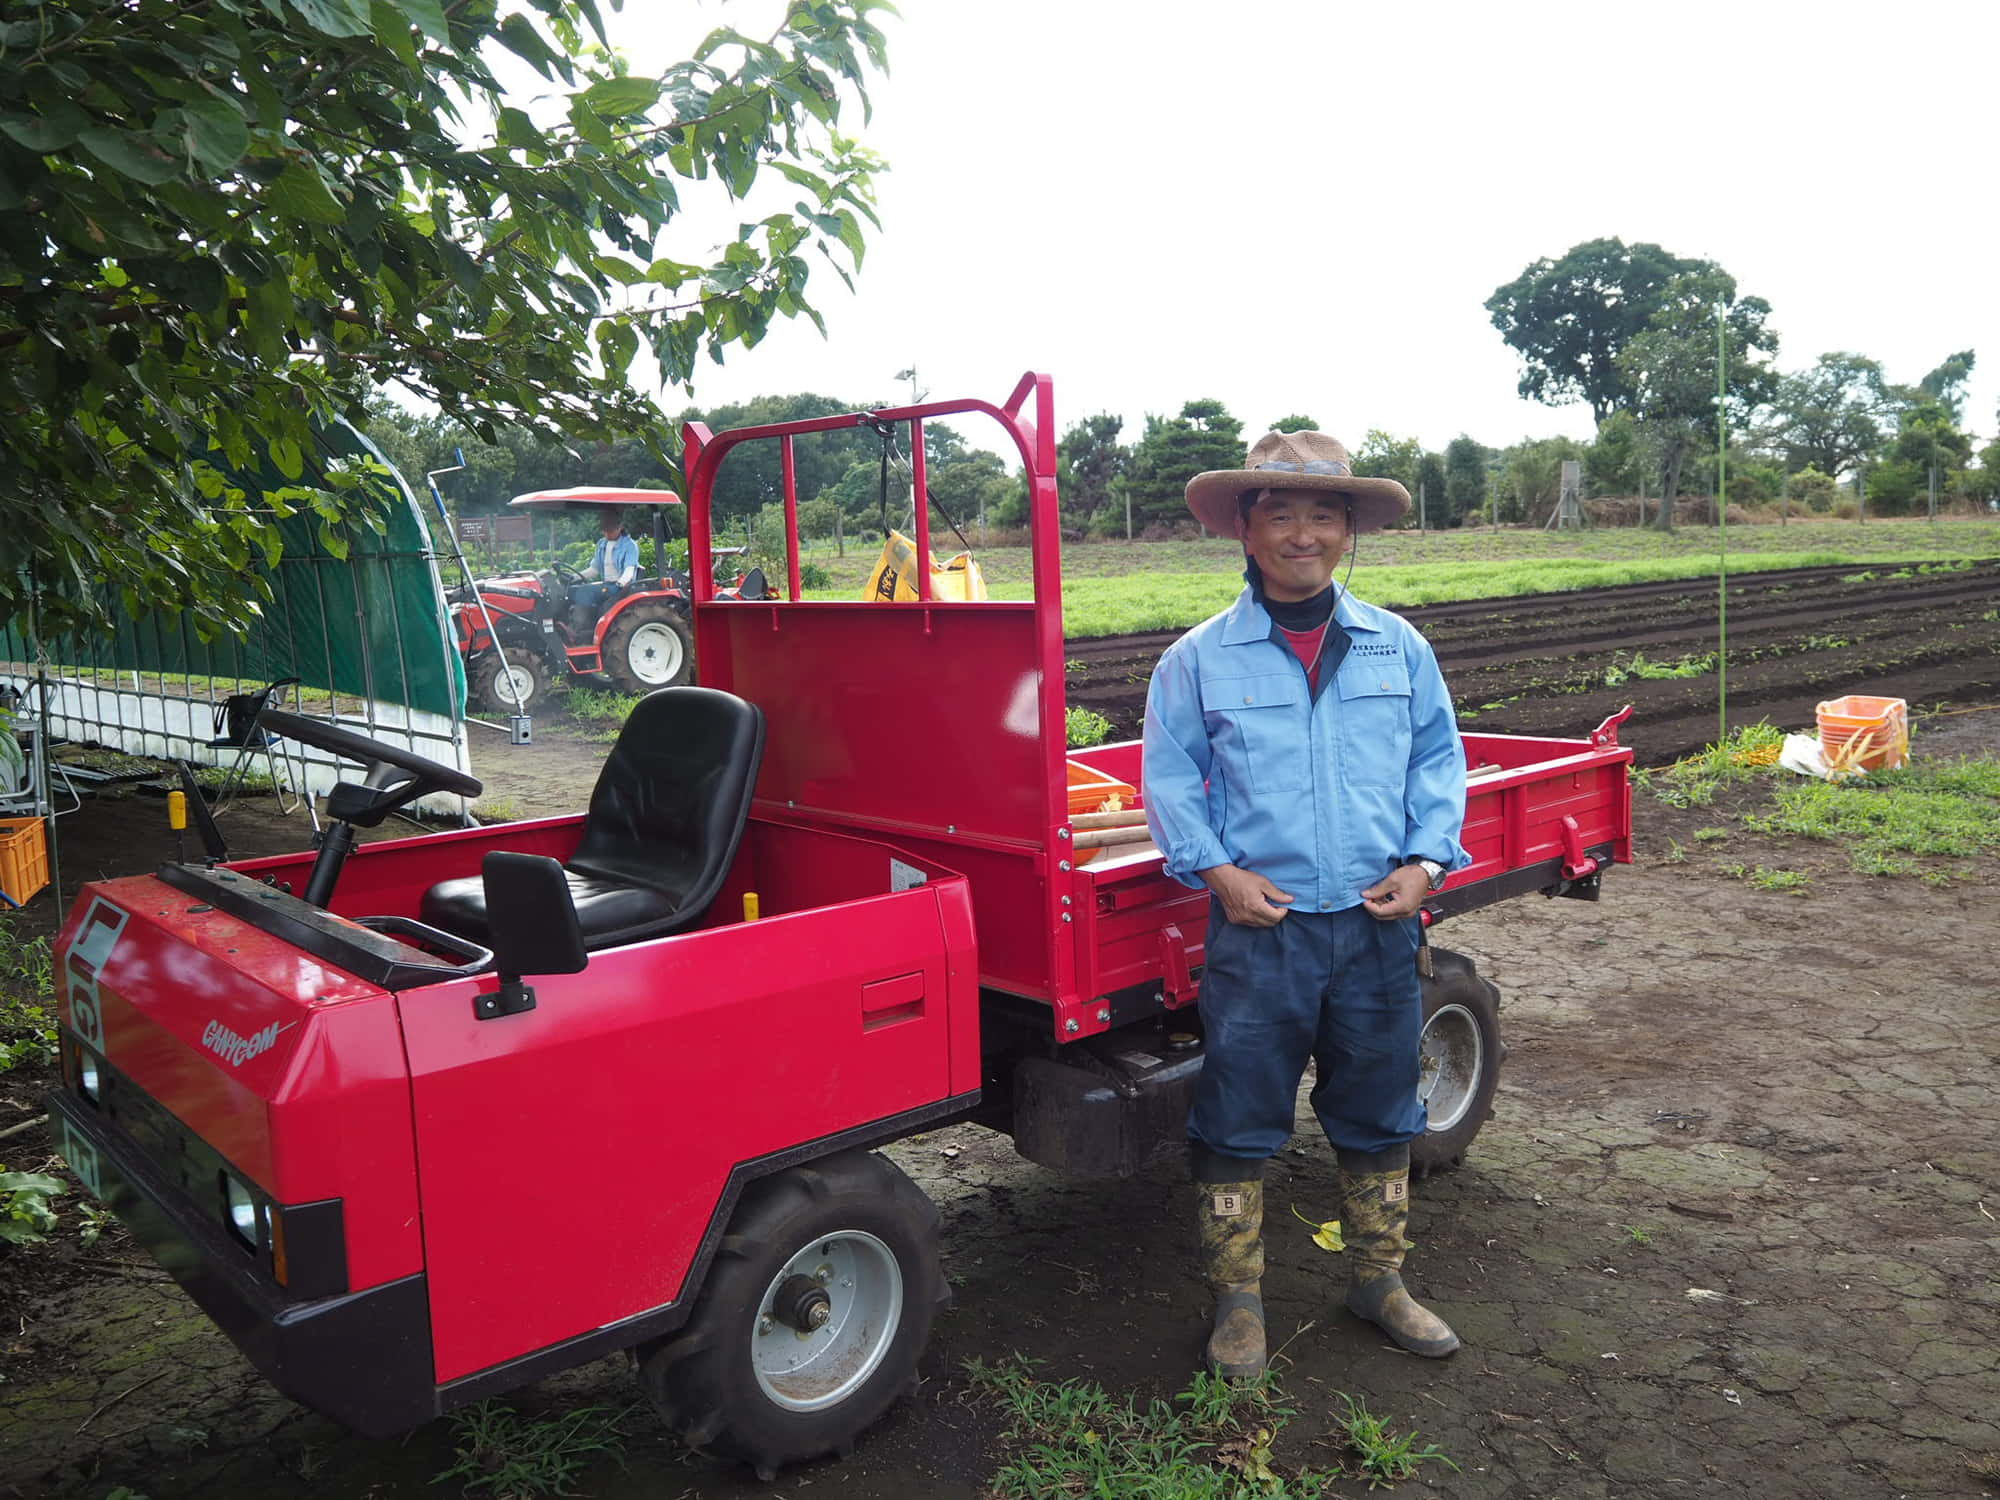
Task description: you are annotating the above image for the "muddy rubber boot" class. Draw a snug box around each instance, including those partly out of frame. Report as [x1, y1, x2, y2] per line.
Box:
[1193, 1177, 1267, 1379]
[1337, 1147, 1460, 1359]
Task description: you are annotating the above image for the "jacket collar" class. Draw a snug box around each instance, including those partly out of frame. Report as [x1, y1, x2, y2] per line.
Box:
[1220, 584, 1382, 646]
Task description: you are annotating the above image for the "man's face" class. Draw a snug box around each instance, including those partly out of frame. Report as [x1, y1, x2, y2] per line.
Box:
[600, 515, 623, 540]
[1242, 488, 1351, 601]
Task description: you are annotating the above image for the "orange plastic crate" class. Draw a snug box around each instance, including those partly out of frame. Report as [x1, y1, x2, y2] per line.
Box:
[0, 816, 49, 905]
[1066, 760, 1136, 816]
[1816, 695, 1908, 773]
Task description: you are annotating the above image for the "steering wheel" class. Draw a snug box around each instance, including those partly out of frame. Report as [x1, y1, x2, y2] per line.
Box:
[259, 709, 481, 798]
[257, 710, 483, 908]
[551, 561, 586, 586]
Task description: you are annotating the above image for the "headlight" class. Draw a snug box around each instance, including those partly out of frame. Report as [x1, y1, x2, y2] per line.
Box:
[222, 1173, 260, 1247]
[77, 1052, 100, 1103]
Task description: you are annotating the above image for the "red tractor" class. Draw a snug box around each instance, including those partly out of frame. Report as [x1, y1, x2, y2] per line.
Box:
[450, 487, 767, 714]
[47, 376, 1634, 1479]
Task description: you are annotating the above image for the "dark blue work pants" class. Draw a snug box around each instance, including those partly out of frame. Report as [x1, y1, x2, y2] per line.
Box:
[1189, 900, 1426, 1166]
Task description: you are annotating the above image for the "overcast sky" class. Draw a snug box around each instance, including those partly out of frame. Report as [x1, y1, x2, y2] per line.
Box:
[609, 0, 1999, 456]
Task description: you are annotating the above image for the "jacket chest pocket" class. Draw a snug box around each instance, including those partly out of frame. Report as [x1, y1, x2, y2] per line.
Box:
[1211, 673, 1308, 795]
[1335, 663, 1412, 785]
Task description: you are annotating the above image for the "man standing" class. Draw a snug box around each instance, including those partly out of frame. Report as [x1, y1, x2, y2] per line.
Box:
[1142, 430, 1468, 1378]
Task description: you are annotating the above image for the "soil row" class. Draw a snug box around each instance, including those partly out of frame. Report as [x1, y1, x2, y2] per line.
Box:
[1063, 560, 2000, 765]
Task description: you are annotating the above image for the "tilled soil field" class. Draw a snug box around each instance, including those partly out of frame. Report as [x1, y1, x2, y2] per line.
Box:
[1065, 560, 2000, 764]
[1, 571, 1997, 1500]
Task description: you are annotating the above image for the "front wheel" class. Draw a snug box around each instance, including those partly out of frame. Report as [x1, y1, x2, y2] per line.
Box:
[1410, 947, 1504, 1177]
[470, 646, 550, 715]
[637, 1151, 946, 1479]
[602, 601, 694, 692]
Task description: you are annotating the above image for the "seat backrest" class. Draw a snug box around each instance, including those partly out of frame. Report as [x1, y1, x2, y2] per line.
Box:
[568, 687, 765, 934]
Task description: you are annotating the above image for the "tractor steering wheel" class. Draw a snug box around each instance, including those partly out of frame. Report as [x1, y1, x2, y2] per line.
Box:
[258, 709, 482, 801]
[257, 710, 482, 909]
[551, 561, 586, 586]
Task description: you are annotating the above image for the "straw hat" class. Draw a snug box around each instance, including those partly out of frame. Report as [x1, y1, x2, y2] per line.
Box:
[1185, 430, 1410, 537]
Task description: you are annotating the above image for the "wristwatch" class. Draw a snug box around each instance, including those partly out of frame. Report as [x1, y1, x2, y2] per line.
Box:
[1405, 857, 1447, 892]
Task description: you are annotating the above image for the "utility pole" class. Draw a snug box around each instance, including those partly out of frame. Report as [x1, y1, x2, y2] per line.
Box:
[892, 366, 925, 406]
[1418, 479, 1426, 531]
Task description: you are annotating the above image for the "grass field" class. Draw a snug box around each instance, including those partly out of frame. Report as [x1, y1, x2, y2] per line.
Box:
[797, 518, 2000, 637]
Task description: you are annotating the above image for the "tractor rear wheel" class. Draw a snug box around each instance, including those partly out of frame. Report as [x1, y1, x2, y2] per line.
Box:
[1410, 947, 1504, 1177]
[637, 1150, 946, 1479]
[603, 602, 693, 692]
[470, 647, 550, 715]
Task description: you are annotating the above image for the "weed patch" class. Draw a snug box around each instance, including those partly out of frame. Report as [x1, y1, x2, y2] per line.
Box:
[1641, 724, 1786, 808]
[1744, 756, 2000, 876]
[0, 1166, 65, 1245]
[435, 1400, 629, 1498]
[1066, 705, 1116, 748]
[0, 926, 55, 1074]
[968, 1354, 1452, 1496]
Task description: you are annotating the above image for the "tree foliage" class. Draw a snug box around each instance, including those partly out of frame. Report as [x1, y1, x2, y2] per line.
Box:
[1442, 435, 1489, 527]
[1767, 353, 1893, 479]
[1, 0, 891, 635]
[1614, 270, 1779, 528]
[1485, 237, 1710, 422]
[1122, 399, 1244, 533]
[1057, 413, 1129, 533]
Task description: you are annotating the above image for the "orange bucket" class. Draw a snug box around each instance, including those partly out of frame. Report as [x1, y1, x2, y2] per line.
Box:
[1066, 760, 1136, 817]
[1816, 695, 1908, 773]
[1066, 761, 1140, 865]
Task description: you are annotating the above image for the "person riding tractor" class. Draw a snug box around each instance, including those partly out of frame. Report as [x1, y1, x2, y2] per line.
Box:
[568, 511, 642, 636]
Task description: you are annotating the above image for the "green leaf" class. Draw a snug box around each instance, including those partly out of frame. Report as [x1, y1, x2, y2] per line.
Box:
[181, 99, 252, 175]
[267, 162, 345, 225]
[77, 127, 179, 185]
[581, 75, 662, 117]
[2, 104, 88, 153]
[386, 0, 450, 42]
[285, 0, 373, 39]
[268, 435, 305, 480]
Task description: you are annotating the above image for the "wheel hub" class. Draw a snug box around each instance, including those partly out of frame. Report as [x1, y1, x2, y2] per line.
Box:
[773, 1273, 832, 1333]
[1418, 1002, 1483, 1133]
[750, 1231, 903, 1413]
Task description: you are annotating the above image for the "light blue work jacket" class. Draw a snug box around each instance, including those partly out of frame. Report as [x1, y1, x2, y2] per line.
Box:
[1142, 585, 1469, 912]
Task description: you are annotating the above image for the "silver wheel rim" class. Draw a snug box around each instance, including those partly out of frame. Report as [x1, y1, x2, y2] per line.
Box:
[498, 660, 535, 706]
[626, 621, 684, 685]
[751, 1230, 903, 1413]
[1419, 1002, 1483, 1133]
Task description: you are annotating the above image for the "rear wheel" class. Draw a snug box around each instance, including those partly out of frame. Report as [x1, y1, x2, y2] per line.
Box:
[470, 647, 550, 715]
[602, 601, 693, 692]
[637, 1151, 945, 1479]
[1410, 948, 1504, 1177]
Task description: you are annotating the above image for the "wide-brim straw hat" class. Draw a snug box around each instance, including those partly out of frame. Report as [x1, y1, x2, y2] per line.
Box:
[1185, 430, 1410, 537]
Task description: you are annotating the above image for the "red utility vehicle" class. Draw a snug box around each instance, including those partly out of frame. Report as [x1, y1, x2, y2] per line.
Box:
[48, 375, 1633, 1478]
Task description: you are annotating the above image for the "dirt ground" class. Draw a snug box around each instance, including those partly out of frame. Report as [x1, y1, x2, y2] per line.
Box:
[2, 699, 1997, 1498]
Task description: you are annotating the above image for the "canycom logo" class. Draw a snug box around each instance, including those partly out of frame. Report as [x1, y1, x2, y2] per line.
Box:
[201, 1020, 286, 1068]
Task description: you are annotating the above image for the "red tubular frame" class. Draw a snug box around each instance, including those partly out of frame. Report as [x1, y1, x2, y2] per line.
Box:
[682, 374, 1081, 1026]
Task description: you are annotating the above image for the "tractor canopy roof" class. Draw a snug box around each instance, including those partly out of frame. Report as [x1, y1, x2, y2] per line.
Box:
[508, 486, 682, 510]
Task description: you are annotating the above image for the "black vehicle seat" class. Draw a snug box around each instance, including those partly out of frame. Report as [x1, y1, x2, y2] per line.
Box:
[421, 687, 765, 950]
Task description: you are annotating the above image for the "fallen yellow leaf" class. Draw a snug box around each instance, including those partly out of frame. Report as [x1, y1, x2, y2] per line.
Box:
[1289, 1202, 1345, 1253]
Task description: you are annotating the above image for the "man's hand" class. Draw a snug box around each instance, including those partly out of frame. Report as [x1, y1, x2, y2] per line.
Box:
[1200, 863, 1295, 927]
[1361, 865, 1429, 920]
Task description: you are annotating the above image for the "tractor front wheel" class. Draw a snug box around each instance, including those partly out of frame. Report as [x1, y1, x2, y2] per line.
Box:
[1410, 947, 1504, 1177]
[602, 601, 693, 693]
[637, 1151, 946, 1479]
[470, 647, 550, 715]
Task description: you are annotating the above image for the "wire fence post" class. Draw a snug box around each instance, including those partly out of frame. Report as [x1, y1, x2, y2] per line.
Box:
[1715, 301, 1729, 749]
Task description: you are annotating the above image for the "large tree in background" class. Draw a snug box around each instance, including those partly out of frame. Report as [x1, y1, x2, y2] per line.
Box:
[1, 0, 890, 635]
[1485, 238, 1710, 422]
[1914, 350, 1976, 420]
[1767, 353, 1894, 479]
[1615, 271, 1779, 529]
[1442, 436, 1489, 527]
[1057, 413, 1129, 533]
[1122, 400, 1244, 533]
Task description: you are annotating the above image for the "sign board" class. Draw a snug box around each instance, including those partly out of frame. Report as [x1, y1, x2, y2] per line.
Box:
[458, 514, 534, 545]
